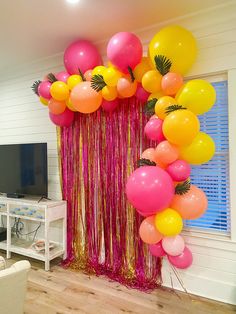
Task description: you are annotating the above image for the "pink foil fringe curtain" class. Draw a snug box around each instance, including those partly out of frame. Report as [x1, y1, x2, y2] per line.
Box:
[58, 98, 162, 290]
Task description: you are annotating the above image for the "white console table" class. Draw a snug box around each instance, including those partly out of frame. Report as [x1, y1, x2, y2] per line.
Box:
[0, 197, 67, 271]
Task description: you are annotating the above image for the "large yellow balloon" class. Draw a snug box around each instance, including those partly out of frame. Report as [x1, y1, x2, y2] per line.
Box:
[163, 109, 200, 146]
[103, 67, 121, 87]
[176, 79, 216, 115]
[180, 132, 215, 165]
[102, 85, 117, 101]
[50, 81, 69, 101]
[92, 66, 107, 77]
[154, 208, 183, 236]
[142, 70, 162, 93]
[149, 25, 197, 75]
[133, 57, 152, 82]
[67, 75, 82, 90]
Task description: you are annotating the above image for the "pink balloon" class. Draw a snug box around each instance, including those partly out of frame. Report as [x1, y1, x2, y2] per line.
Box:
[149, 242, 166, 257]
[144, 118, 165, 142]
[126, 166, 174, 216]
[135, 84, 150, 102]
[166, 160, 191, 182]
[107, 32, 143, 74]
[64, 40, 102, 75]
[49, 108, 74, 127]
[102, 99, 119, 113]
[56, 71, 70, 83]
[162, 235, 185, 256]
[38, 81, 52, 100]
[168, 246, 193, 269]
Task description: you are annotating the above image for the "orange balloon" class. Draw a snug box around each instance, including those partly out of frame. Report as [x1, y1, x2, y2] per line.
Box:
[171, 185, 208, 220]
[48, 98, 66, 115]
[161, 72, 183, 96]
[117, 77, 137, 98]
[155, 96, 176, 120]
[84, 69, 93, 81]
[70, 82, 102, 114]
[141, 148, 157, 163]
[139, 216, 163, 244]
[155, 141, 179, 165]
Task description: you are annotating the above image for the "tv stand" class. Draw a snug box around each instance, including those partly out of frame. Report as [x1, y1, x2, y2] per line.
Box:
[6, 193, 24, 199]
[0, 196, 67, 271]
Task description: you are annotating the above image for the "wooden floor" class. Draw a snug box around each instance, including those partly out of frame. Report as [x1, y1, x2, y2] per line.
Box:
[3, 254, 236, 314]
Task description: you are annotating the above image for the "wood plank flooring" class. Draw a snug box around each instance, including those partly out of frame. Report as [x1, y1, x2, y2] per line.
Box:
[2, 253, 236, 314]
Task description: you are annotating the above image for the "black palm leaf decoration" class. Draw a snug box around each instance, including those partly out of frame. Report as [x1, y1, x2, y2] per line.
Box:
[91, 74, 107, 92]
[165, 104, 187, 115]
[137, 158, 156, 167]
[47, 73, 57, 83]
[78, 68, 86, 81]
[175, 180, 191, 195]
[31, 80, 41, 96]
[154, 55, 172, 76]
[144, 98, 157, 116]
[127, 66, 135, 82]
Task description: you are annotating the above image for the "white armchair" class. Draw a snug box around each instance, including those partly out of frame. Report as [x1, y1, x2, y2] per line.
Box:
[0, 259, 31, 314]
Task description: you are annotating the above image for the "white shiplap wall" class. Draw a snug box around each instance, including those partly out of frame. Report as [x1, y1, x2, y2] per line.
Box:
[0, 1, 236, 304]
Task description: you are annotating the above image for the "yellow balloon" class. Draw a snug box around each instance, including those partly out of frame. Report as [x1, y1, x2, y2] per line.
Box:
[148, 91, 164, 101]
[103, 67, 121, 87]
[102, 85, 117, 101]
[133, 57, 152, 82]
[50, 81, 69, 101]
[154, 96, 176, 120]
[142, 70, 162, 93]
[155, 208, 183, 236]
[67, 75, 82, 90]
[149, 25, 197, 75]
[180, 132, 215, 165]
[176, 79, 216, 115]
[92, 66, 107, 77]
[163, 109, 200, 146]
[39, 96, 48, 106]
[66, 99, 77, 112]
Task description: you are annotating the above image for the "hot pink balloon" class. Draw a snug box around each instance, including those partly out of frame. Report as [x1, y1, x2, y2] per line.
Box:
[49, 108, 74, 127]
[144, 118, 165, 142]
[38, 81, 52, 100]
[56, 71, 70, 83]
[64, 40, 102, 75]
[168, 246, 193, 269]
[149, 242, 166, 257]
[135, 84, 150, 102]
[162, 235, 185, 256]
[107, 32, 143, 74]
[102, 99, 119, 113]
[126, 166, 174, 216]
[166, 159, 191, 182]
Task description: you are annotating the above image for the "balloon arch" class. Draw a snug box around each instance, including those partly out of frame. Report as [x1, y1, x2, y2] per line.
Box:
[32, 25, 216, 271]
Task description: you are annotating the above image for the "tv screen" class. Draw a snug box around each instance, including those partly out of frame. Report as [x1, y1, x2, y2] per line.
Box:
[0, 143, 48, 197]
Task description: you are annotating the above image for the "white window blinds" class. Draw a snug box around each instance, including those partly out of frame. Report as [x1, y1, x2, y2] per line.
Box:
[185, 80, 230, 234]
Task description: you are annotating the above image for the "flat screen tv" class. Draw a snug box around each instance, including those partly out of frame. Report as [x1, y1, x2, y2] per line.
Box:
[0, 143, 48, 198]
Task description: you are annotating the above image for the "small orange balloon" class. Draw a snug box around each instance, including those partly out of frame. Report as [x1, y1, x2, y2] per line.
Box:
[155, 96, 176, 120]
[84, 69, 93, 81]
[70, 82, 102, 114]
[141, 148, 157, 163]
[48, 98, 66, 115]
[139, 216, 163, 244]
[117, 77, 137, 98]
[171, 185, 208, 219]
[161, 72, 183, 96]
[155, 141, 179, 165]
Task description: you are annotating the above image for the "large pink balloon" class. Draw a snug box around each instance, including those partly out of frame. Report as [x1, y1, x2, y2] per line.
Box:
[126, 166, 174, 216]
[107, 32, 143, 74]
[56, 71, 70, 83]
[49, 108, 74, 127]
[64, 40, 102, 75]
[149, 242, 166, 257]
[162, 235, 185, 256]
[168, 246, 193, 269]
[38, 81, 52, 100]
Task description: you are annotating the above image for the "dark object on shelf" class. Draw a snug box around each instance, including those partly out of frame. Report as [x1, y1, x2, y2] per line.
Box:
[0, 227, 7, 242]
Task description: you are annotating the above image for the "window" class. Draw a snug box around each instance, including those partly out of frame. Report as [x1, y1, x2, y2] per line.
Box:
[185, 80, 230, 233]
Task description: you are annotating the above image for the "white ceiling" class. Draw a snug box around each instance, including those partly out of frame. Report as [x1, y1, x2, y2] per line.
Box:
[0, 0, 229, 71]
